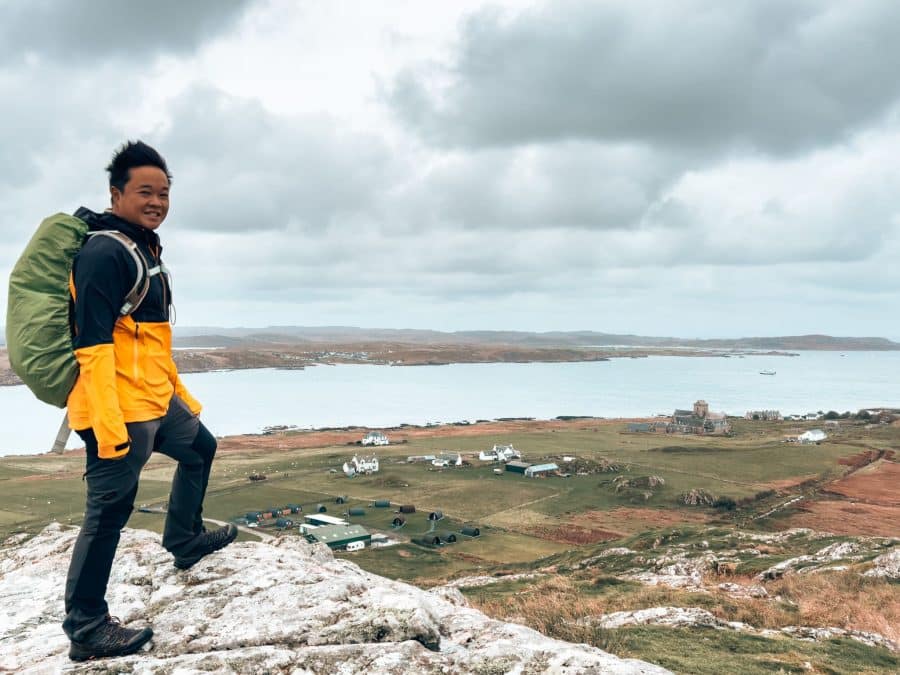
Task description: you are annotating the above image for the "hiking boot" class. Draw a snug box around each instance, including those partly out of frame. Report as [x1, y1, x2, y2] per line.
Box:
[68, 615, 153, 662]
[173, 523, 238, 569]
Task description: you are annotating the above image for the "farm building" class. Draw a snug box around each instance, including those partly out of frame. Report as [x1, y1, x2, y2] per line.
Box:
[399, 505, 416, 514]
[305, 513, 349, 527]
[505, 461, 531, 474]
[373, 499, 391, 508]
[413, 534, 443, 547]
[346, 541, 365, 552]
[627, 423, 652, 433]
[361, 431, 389, 446]
[407, 455, 436, 463]
[306, 524, 371, 550]
[274, 517, 294, 529]
[479, 444, 521, 462]
[343, 454, 380, 476]
[525, 463, 559, 478]
[348, 507, 366, 517]
[461, 526, 481, 537]
[286, 504, 302, 514]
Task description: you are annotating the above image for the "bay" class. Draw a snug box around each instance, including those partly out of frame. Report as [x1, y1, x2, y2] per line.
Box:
[1, 351, 897, 457]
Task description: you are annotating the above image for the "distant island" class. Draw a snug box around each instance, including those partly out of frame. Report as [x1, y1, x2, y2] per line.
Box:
[1, 328, 897, 386]
[168, 327, 900, 352]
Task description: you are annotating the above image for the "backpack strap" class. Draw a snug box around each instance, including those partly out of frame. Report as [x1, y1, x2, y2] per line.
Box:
[86, 230, 151, 316]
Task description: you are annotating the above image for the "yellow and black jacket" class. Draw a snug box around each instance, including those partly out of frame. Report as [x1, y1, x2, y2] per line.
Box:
[67, 208, 201, 459]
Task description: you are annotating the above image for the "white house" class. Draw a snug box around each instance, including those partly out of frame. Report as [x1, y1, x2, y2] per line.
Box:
[479, 444, 521, 462]
[343, 454, 380, 476]
[362, 431, 389, 446]
[798, 429, 827, 444]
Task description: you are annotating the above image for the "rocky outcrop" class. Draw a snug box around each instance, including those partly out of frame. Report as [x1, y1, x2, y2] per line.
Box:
[756, 541, 866, 580]
[586, 607, 898, 653]
[864, 549, 900, 579]
[589, 607, 741, 631]
[625, 551, 718, 590]
[440, 572, 545, 589]
[0, 524, 669, 674]
[717, 582, 768, 599]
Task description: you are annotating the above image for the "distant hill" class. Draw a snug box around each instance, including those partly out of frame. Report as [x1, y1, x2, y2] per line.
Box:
[3, 325, 896, 351]
[171, 327, 900, 351]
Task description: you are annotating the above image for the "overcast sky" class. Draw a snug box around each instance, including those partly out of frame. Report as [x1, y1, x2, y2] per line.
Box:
[2, 0, 898, 339]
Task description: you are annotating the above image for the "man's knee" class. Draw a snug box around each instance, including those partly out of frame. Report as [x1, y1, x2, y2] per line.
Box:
[193, 424, 217, 462]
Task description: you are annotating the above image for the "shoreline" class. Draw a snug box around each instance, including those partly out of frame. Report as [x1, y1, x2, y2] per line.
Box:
[0, 344, 803, 388]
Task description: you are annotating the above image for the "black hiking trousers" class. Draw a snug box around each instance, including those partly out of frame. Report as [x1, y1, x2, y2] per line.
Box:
[62, 395, 217, 641]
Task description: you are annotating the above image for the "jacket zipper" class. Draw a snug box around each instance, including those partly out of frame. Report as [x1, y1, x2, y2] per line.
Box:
[153, 244, 168, 319]
[133, 323, 140, 383]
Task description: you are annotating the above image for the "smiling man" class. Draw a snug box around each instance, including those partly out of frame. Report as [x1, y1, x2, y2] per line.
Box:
[63, 141, 237, 661]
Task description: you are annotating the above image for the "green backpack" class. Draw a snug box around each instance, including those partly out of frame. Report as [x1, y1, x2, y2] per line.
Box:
[6, 212, 150, 409]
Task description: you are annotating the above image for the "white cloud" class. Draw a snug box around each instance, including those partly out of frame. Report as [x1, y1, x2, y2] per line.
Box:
[1, 1, 898, 339]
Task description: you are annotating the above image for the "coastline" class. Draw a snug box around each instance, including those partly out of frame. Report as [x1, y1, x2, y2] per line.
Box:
[0, 344, 800, 388]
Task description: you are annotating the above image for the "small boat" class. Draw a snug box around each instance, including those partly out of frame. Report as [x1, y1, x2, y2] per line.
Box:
[759, 370, 776, 376]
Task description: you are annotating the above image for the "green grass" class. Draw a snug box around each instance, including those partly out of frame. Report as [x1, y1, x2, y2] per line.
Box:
[609, 627, 899, 675]
[2, 420, 898, 673]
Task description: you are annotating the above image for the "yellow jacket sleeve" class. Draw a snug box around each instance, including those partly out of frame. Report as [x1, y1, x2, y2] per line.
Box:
[73, 344, 130, 459]
[172, 370, 202, 416]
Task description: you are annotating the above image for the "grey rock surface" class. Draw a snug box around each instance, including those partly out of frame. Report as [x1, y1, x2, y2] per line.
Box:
[0, 523, 670, 674]
[864, 549, 900, 579]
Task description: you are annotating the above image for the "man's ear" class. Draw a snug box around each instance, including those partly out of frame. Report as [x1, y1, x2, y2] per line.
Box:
[110, 186, 121, 208]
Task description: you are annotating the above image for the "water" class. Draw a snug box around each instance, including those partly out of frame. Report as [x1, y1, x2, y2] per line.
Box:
[1, 351, 897, 456]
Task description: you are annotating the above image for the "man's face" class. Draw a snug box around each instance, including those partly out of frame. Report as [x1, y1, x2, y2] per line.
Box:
[110, 165, 170, 231]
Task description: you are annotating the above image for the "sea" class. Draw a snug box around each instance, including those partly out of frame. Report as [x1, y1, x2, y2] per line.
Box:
[1, 351, 897, 457]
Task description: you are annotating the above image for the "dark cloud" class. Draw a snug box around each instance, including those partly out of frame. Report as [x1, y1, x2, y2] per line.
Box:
[0, 0, 251, 65]
[389, 0, 900, 154]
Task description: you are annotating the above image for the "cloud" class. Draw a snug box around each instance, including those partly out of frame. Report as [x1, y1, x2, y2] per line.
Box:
[389, 0, 900, 154]
[156, 86, 401, 234]
[388, 142, 683, 232]
[0, 0, 252, 66]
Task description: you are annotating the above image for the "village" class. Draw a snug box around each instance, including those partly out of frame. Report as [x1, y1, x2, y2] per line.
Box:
[217, 400, 900, 553]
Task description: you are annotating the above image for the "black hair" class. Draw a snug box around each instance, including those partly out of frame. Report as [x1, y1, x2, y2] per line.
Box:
[106, 140, 172, 191]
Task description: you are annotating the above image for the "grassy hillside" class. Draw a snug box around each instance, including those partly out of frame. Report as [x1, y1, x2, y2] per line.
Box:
[2, 417, 897, 672]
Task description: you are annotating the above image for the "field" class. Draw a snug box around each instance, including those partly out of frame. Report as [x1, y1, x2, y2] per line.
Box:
[2, 417, 894, 574]
[2, 416, 898, 672]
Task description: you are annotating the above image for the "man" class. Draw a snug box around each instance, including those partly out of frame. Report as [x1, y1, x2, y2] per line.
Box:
[63, 141, 237, 662]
